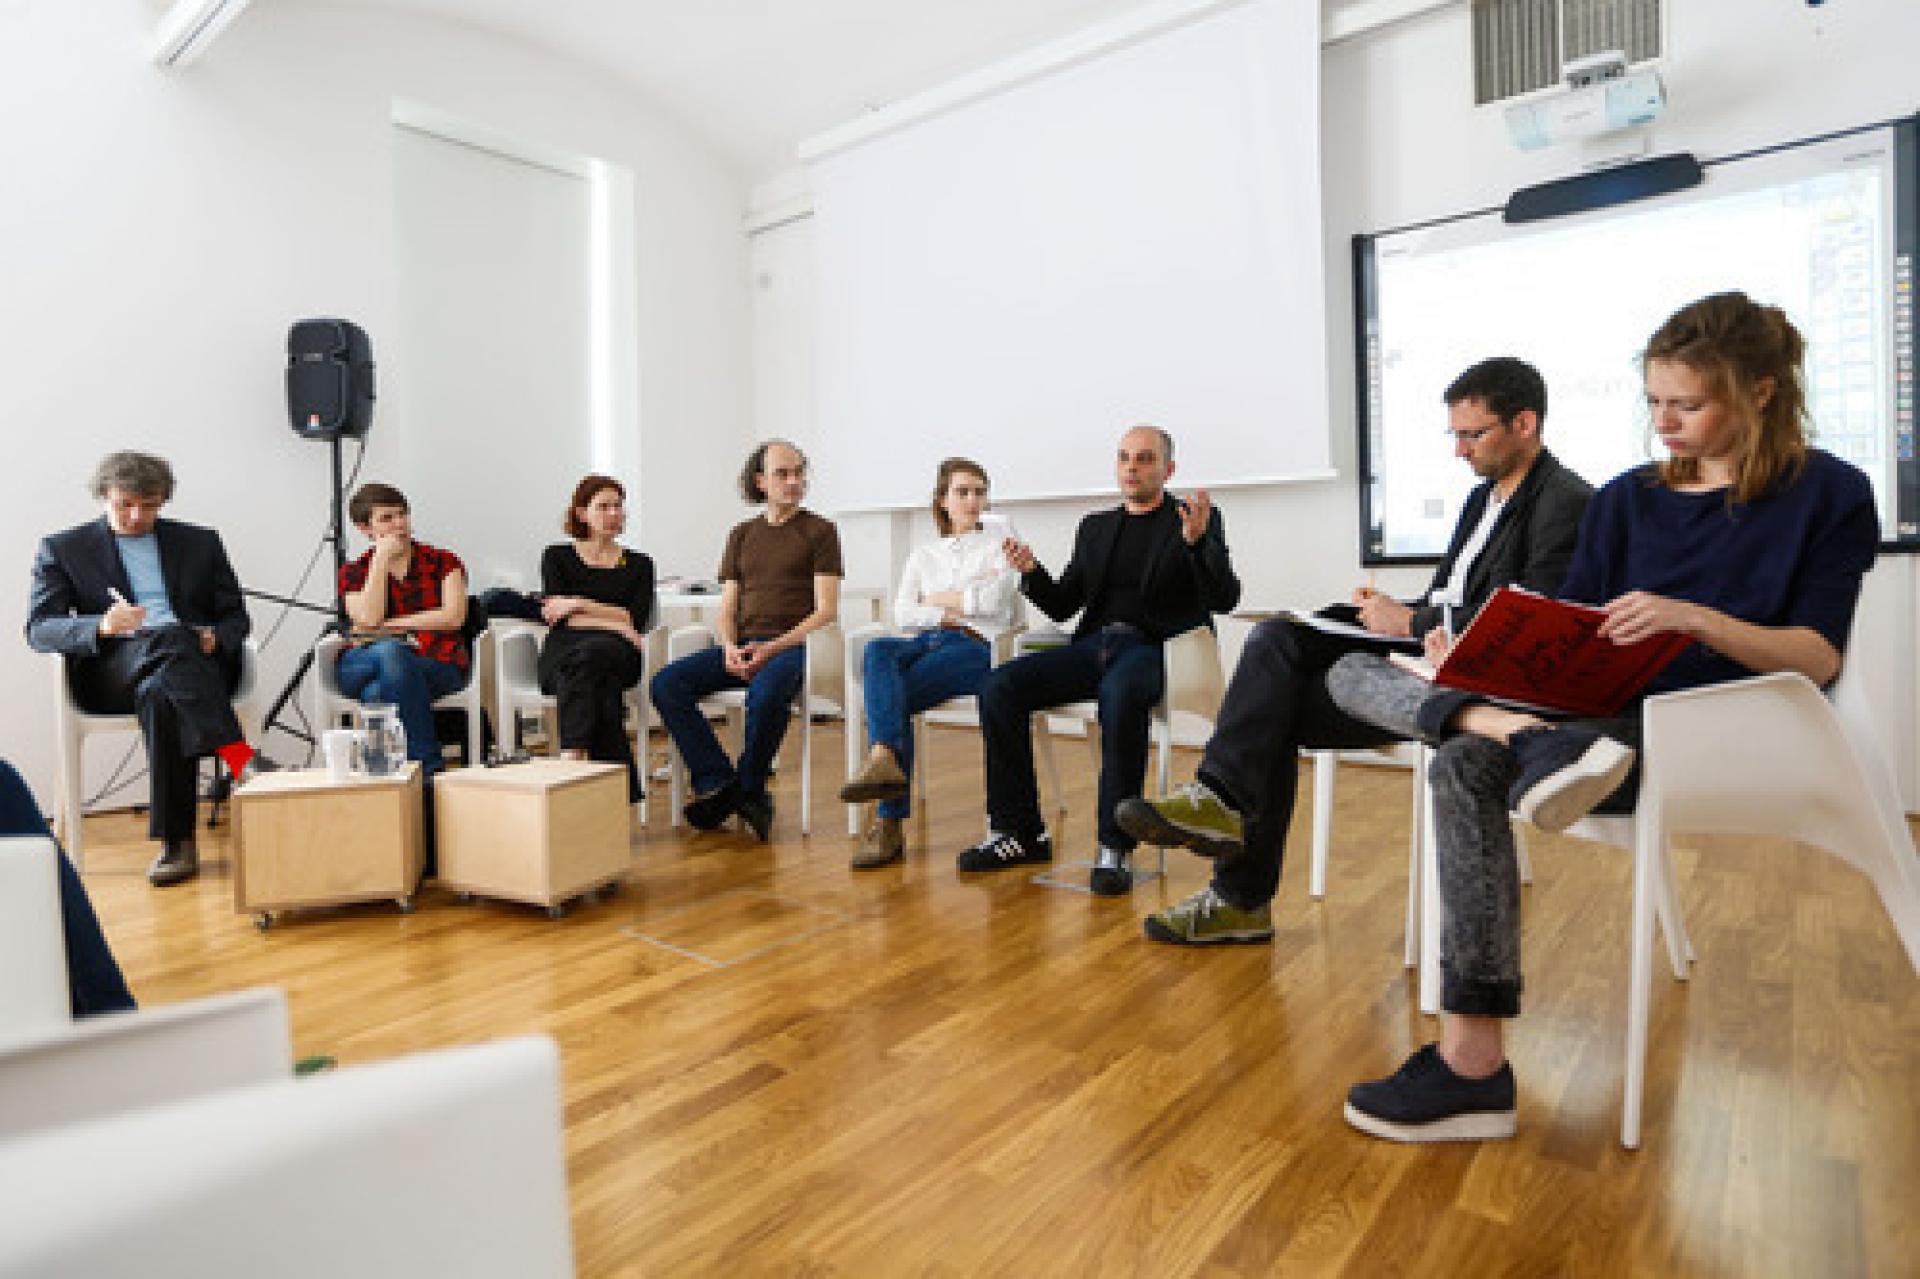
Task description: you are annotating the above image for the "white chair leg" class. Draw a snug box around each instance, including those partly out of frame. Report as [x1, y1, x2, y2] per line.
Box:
[1514, 822, 1534, 885]
[668, 749, 686, 827]
[1403, 751, 1425, 968]
[1309, 751, 1335, 900]
[799, 698, 812, 836]
[466, 698, 483, 769]
[1651, 836, 1692, 979]
[1621, 806, 1663, 1149]
[913, 715, 929, 811]
[845, 687, 864, 837]
[1154, 719, 1172, 797]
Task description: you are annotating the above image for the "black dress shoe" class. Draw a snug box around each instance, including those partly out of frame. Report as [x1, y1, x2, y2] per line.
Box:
[148, 837, 200, 887]
[684, 781, 739, 831]
[735, 789, 774, 842]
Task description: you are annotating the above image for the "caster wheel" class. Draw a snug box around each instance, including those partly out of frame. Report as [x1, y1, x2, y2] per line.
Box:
[546, 904, 567, 920]
[600, 880, 623, 899]
[254, 913, 273, 931]
[456, 892, 476, 905]
[396, 897, 416, 914]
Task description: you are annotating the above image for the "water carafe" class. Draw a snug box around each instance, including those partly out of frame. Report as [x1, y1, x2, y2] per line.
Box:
[356, 703, 408, 777]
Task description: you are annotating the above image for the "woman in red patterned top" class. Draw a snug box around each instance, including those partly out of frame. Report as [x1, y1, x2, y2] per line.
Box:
[337, 482, 470, 774]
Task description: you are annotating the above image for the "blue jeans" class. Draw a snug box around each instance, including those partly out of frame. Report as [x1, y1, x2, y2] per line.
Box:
[977, 626, 1165, 851]
[335, 640, 468, 774]
[649, 641, 806, 801]
[0, 758, 136, 1018]
[861, 629, 990, 819]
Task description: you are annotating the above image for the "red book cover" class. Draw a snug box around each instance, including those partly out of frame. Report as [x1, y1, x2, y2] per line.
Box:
[1430, 587, 1692, 717]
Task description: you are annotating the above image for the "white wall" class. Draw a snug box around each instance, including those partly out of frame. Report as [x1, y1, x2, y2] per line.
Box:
[0, 1, 754, 805]
[749, 0, 1920, 797]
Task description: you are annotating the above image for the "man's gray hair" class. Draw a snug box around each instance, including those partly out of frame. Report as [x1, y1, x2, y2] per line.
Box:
[90, 451, 175, 501]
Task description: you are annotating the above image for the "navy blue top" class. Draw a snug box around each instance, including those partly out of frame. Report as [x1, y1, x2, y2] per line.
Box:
[1557, 448, 1878, 696]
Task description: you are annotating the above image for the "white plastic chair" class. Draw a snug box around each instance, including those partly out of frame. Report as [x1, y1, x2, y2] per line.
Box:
[0, 836, 69, 1043]
[840, 618, 1025, 837]
[662, 623, 845, 835]
[1016, 625, 1227, 886]
[0, 987, 290, 1140]
[0, 1035, 574, 1278]
[492, 610, 663, 822]
[51, 639, 262, 870]
[313, 629, 490, 769]
[1413, 666, 1919, 1149]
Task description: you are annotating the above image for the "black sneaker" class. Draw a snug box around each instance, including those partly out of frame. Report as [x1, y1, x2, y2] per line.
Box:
[735, 789, 774, 842]
[1507, 724, 1635, 833]
[957, 829, 1053, 872]
[1089, 846, 1132, 896]
[1344, 1044, 1517, 1143]
[684, 781, 738, 831]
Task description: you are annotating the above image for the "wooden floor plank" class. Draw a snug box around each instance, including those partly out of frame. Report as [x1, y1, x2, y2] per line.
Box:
[68, 725, 1920, 1275]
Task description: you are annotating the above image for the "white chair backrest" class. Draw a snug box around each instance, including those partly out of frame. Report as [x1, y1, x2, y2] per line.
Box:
[0, 987, 290, 1140]
[0, 836, 69, 1042]
[0, 1036, 574, 1279]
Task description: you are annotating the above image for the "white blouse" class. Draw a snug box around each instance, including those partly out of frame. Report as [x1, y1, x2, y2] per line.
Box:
[893, 529, 1020, 640]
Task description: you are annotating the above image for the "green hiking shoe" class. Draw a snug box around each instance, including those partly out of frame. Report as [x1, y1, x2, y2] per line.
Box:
[1114, 780, 1243, 860]
[1143, 886, 1274, 946]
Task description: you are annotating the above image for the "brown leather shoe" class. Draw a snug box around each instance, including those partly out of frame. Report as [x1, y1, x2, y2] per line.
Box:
[851, 816, 905, 869]
[838, 751, 909, 804]
[148, 837, 200, 887]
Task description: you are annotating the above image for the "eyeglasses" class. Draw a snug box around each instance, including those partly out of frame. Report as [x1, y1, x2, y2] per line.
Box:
[1448, 421, 1504, 445]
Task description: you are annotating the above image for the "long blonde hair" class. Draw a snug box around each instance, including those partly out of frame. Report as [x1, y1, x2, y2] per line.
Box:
[1641, 291, 1808, 504]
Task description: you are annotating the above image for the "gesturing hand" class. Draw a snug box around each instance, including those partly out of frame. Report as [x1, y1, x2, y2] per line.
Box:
[1003, 537, 1037, 574]
[1176, 489, 1213, 545]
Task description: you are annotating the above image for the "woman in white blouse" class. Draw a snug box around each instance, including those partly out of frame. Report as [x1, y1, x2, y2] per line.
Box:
[839, 457, 1019, 867]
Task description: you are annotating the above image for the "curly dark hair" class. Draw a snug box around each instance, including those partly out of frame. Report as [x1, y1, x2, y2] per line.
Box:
[738, 439, 807, 504]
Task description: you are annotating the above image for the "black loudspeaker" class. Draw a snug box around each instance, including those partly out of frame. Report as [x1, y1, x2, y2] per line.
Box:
[287, 318, 375, 440]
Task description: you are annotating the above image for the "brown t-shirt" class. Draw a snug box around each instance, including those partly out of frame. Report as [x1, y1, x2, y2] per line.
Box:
[718, 509, 843, 638]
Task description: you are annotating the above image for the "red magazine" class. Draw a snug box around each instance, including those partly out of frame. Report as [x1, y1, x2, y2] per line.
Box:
[1417, 587, 1693, 717]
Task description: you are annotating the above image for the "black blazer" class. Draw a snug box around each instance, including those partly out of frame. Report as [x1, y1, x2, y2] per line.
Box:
[26, 516, 250, 663]
[1407, 448, 1594, 639]
[1022, 498, 1241, 642]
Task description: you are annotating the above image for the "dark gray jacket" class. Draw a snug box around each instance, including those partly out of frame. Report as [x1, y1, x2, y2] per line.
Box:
[27, 516, 250, 660]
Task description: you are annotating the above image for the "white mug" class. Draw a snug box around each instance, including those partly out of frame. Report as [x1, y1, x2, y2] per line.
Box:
[321, 728, 358, 781]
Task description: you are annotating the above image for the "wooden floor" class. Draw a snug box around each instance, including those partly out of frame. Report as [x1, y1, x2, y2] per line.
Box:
[78, 724, 1920, 1277]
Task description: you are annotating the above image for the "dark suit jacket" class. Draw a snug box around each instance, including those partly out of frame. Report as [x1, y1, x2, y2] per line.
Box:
[26, 516, 250, 664]
[1406, 448, 1593, 639]
[1022, 498, 1241, 642]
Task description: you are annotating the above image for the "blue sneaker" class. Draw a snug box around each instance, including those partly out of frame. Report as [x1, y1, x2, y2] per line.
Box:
[1344, 1044, 1516, 1143]
[1507, 724, 1635, 833]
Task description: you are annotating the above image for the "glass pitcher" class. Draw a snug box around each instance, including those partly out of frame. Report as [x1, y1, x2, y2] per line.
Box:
[356, 703, 408, 777]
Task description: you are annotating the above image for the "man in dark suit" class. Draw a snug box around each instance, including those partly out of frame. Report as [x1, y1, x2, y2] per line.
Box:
[961, 425, 1241, 894]
[1115, 356, 1594, 946]
[26, 451, 254, 886]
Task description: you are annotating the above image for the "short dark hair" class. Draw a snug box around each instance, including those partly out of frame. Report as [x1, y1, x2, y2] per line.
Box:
[563, 473, 625, 539]
[348, 481, 409, 527]
[90, 451, 174, 501]
[930, 457, 989, 537]
[738, 439, 807, 505]
[1444, 357, 1548, 428]
[1124, 424, 1175, 463]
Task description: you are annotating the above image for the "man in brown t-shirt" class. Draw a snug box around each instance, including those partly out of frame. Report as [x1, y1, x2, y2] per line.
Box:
[650, 440, 843, 839]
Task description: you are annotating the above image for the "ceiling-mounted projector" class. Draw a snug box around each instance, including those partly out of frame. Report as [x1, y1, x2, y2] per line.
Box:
[1503, 49, 1664, 151]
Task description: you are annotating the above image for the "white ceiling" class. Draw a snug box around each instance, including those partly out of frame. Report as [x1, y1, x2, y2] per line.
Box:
[333, 0, 1177, 181]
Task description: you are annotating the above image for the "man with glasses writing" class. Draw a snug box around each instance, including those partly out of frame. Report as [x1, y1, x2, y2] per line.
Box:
[1117, 357, 1593, 946]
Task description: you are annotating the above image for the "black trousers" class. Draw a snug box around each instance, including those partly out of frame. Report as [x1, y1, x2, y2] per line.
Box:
[68, 627, 241, 841]
[539, 629, 645, 801]
[1200, 617, 1407, 910]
